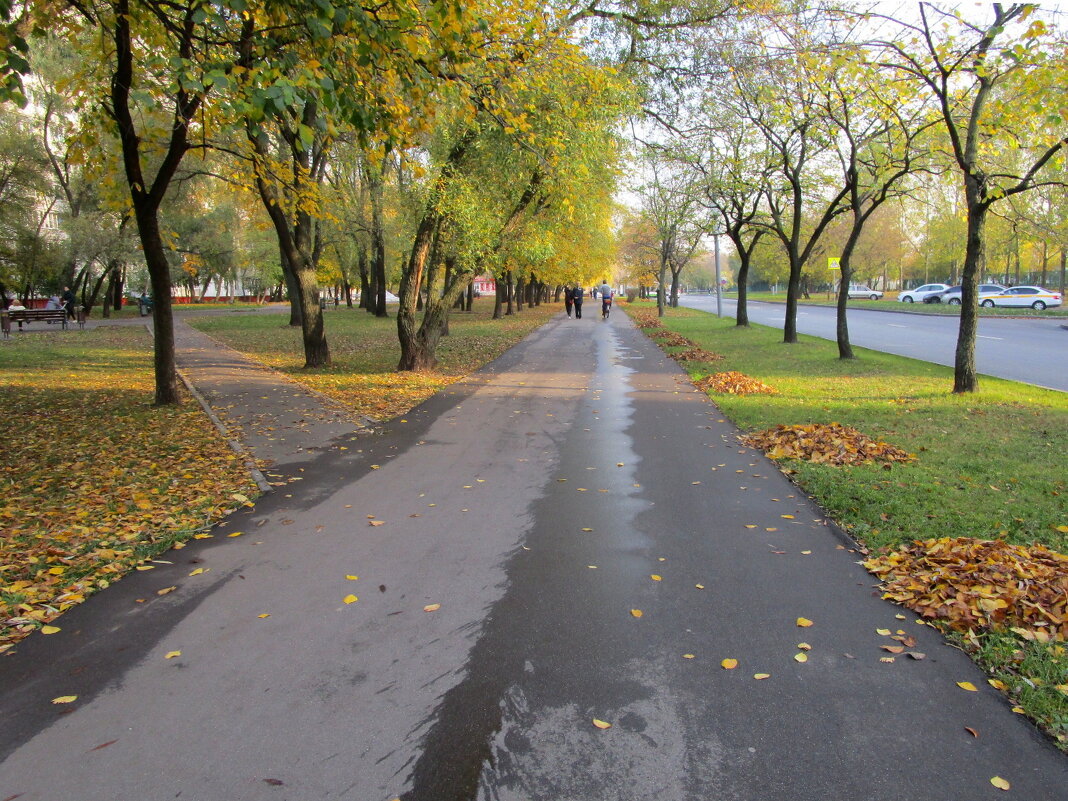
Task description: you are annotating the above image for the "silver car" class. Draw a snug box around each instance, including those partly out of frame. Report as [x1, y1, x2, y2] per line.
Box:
[847, 284, 884, 300]
[934, 284, 1007, 305]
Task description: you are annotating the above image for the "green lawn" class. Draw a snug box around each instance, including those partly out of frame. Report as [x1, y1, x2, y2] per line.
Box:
[188, 298, 558, 421]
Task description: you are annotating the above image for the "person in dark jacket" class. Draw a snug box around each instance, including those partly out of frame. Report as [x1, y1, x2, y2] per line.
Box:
[572, 285, 584, 319]
[564, 285, 574, 318]
[61, 286, 76, 320]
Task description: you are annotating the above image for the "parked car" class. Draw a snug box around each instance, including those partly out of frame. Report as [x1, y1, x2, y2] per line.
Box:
[980, 286, 1062, 310]
[847, 284, 883, 300]
[898, 283, 949, 303]
[927, 284, 1007, 305]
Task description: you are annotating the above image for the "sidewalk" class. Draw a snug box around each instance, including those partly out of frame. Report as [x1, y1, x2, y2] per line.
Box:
[172, 318, 375, 474]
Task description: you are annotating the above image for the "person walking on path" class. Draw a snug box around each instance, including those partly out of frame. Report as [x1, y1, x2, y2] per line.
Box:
[572, 285, 584, 319]
[564, 285, 574, 319]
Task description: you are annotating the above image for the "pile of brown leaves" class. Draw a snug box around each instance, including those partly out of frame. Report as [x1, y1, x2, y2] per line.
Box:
[865, 537, 1068, 639]
[669, 347, 723, 363]
[633, 317, 664, 330]
[695, 371, 776, 395]
[651, 331, 692, 347]
[742, 422, 916, 466]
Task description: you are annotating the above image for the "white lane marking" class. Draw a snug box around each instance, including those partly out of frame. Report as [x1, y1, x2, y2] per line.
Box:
[888, 324, 907, 328]
[977, 335, 1004, 340]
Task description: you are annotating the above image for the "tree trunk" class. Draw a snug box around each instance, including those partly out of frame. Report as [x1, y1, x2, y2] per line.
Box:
[280, 242, 302, 327]
[357, 243, 371, 310]
[783, 245, 802, 344]
[493, 277, 504, 319]
[735, 255, 750, 327]
[953, 196, 988, 393]
[368, 164, 388, 317]
[505, 271, 515, 315]
[135, 204, 181, 405]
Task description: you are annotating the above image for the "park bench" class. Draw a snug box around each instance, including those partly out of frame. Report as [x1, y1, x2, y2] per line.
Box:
[1, 307, 86, 338]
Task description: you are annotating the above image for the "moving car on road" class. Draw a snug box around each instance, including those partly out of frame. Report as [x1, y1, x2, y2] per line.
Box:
[980, 286, 1062, 310]
[898, 283, 949, 303]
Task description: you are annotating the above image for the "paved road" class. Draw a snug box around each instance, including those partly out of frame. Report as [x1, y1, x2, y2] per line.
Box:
[1, 311, 1065, 800]
[678, 296, 1068, 392]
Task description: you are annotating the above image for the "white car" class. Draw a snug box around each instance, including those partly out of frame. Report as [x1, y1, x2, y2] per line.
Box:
[898, 283, 949, 303]
[847, 284, 883, 300]
[980, 286, 1062, 311]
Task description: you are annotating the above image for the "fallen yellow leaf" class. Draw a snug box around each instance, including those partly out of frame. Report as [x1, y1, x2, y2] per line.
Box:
[157, 586, 176, 596]
[695, 583, 705, 589]
[721, 658, 738, 669]
[51, 695, 77, 704]
[876, 628, 891, 636]
[988, 679, 1007, 691]
[957, 681, 978, 692]
[683, 654, 695, 659]
[794, 653, 808, 663]
[781, 514, 794, 519]
[796, 617, 813, 628]
[630, 609, 643, 618]
[423, 603, 441, 612]
[41, 625, 60, 635]
[346, 575, 358, 581]
[165, 650, 181, 659]
[188, 568, 204, 576]
[797, 642, 811, 651]
[650, 575, 662, 581]
[343, 595, 358, 605]
[227, 531, 243, 538]
[581, 527, 593, 532]
[258, 613, 270, 619]
[369, 520, 385, 527]
[744, 524, 757, 529]
[990, 776, 1010, 791]
[592, 718, 612, 729]
[753, 673, 770, 680]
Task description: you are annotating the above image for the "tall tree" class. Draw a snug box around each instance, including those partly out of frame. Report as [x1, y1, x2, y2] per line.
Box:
[877, 2, 1068, 391]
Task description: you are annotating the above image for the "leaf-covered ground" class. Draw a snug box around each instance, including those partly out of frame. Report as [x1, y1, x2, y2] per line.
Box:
[1, 302, 558, 653]
[190, 299, 558, 420]
[0, 327, 258, 652]
[626, 302, 1068, 748]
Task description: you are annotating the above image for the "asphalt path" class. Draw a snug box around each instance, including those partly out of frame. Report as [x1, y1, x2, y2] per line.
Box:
[678, 295, 1068, 392]
[1, 310, 1065, 800]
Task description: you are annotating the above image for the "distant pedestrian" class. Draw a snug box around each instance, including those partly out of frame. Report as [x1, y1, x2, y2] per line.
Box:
[573, 285, 584, 319]
[61, 286, 76, 320]
[564, 285, 574, 318]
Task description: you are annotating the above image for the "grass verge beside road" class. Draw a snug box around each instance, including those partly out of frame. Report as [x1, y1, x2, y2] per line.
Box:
[628, 302, 1068, 749]
[189, 299, 558, 421]
[0, 326, 258, 653]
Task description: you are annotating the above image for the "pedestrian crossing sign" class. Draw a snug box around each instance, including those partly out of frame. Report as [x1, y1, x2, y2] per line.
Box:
[828, 257, 841, 270]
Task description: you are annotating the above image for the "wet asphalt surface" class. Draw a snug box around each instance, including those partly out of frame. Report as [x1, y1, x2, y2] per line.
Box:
[1, 309, 1065, 800]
